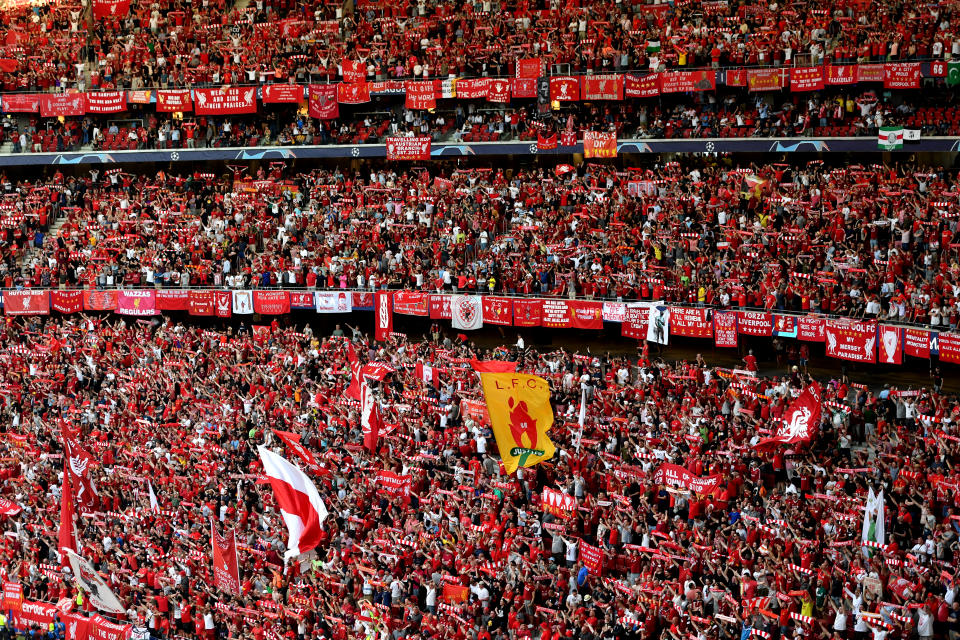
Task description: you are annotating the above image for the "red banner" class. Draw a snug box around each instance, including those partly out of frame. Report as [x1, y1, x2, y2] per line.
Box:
[581, 74, 624, 100]
[486, 78, 511, 103]
[4, 290, 49, 316]
[92, 0, 129, 18]
[429, 295, 452, 320]
[253, 291, 290, 315]
[660, 70, 715, 93]
[13, 600, 55, 630]
[352, 292, 374, 310]
[2, 94, 40, 112]
[652, 463, 722, 494]
[214, 291, 232, 318]
[127, 90, 151, 104]
[904, 328, 931, 359]
[579, 541, 604, 576]
[622, 305, 648, 339]
[194, 87, 257, 115]
[713, 311, 738, 347]
[405, 81, 437, 109]
[857, 63, 885, 83]
[877, 325, 903, 365]
[50, 290, 82, 314]
[537, 133, 557, 150]
[512, 299, 542, 327]
[90, 615, 131, 640]
[938, 333, 960, 364]
[624, 73, 660, 97]
[670, 307, 712, 338]
[790, 67, 824, 92]
[84, 91, 126, 113]
[375, 291, 393, 341]
[156, 290, 190, 311]
[376, 470, 411, 496]
[884, 62, 921, 89]
[188, 290, 215, 316]
[560, 131, 577, 147]
[341, 59, 366, 83]
[455, 79, 489, 99]
[3, 583, 22, 611]
[262, 84, 303, 103]
[798, 316, 825, 341]
[63, 612, 89, 640]
[737, 311, 772, 336]
[511, 78, 538, 99]
[570, 301, 603, 330]
[211, 520, 241, 595]
[336, 82, 371, 104]
[549, 76, 580, 102]
[583, 131, 617, 158]
[825, 320, 877, 363]
[747, 68, 783, 92]
[40, 94, 85, 117]
[156, 90, 192, 112]
[516, 57, 542, 79]
[481, 297, 513, 325]
[308, 84, 339, 119]
[826, 64, 858, 85]
[386, 136, 431, 160]
[82, 290, 117, 311]
[541, 300, 573, 328]
[726, 68, 746, 87]
[392, 291, 429, 316]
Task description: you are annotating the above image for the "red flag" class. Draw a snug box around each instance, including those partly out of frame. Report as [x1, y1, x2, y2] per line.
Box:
[755, 382, 822, 450]
[272, 429, 318, 468]
[63, 435, 98, 510]
[210, 518, 241, 595]
[469, 359, 518, 373]
[58, 456, 77, 562]
[361, 381, 382, 454]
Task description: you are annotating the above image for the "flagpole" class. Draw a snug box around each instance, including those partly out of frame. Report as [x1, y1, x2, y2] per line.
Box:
[575, 386, 587, 453]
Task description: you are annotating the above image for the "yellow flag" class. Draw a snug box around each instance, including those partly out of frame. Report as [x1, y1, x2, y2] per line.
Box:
[479, 373, 556, 474]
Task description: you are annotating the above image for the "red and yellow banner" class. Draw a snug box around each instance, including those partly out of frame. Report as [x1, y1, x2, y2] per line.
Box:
[479, 373, 556, 474]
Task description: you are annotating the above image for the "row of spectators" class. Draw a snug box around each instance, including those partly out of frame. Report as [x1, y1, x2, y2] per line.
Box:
[1, 157, 958, 328]
[0, 316, 956, 640]
[5, 87, 959, 153]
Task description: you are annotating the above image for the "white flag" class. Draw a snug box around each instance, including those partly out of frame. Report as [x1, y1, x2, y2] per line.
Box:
[65, 549, 127, 613]
[147, 480, 159, 513]
[257, 446, 329, 562]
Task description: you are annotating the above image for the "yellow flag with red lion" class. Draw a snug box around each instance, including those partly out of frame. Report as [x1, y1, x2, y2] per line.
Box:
[479, 373, 556, 474]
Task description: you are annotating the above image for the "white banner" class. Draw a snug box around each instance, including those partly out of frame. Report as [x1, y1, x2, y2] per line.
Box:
[232, 290, 253, 315]
[316, 291, 352, 313]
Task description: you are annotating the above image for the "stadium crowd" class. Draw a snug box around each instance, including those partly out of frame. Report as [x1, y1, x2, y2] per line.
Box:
[3, 158, 959, 328]
[4, 0, 960, 90]
[0, 315, 956, 640]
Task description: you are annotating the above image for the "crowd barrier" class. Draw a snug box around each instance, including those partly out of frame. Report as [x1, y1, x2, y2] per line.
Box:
[0, 288, 950, 367]
[3, 135, 956, 168]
